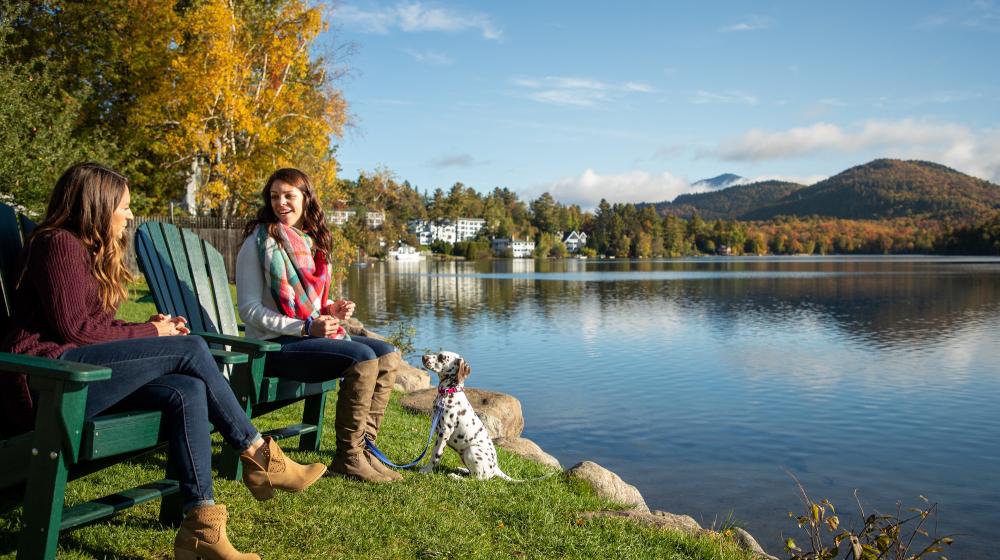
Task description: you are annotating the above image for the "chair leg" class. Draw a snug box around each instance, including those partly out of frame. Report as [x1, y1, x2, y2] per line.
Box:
[299, 391, 328, 452]
[217, 445, 243, 481]
[158, 454, 184, 527]
[19, 441, 70, 559]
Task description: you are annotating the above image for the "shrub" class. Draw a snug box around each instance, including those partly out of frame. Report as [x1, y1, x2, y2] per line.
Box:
[784, 476, 954, 560]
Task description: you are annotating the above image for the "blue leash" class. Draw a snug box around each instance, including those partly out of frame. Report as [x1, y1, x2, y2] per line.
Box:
[365, 403, 444, 469]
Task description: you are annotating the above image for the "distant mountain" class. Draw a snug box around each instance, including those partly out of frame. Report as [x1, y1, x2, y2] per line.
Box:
[651, 180, 806, 220]
[741, 159, 1000, 220]
[691, 173, 744, 191]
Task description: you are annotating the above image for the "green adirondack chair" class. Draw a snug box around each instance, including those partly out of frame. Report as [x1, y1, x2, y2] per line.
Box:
[0, 204, 247, 559]
[134, 221, 337, 480]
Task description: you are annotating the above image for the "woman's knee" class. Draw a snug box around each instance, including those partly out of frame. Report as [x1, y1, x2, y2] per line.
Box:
[356, 346, 378, 363]
[158, 375, 209, 412]
[181, 335, 212, 354]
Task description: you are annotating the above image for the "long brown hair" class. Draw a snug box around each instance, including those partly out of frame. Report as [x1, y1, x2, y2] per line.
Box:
[30, 162, 132, 310]
[242, 168, 332, 256]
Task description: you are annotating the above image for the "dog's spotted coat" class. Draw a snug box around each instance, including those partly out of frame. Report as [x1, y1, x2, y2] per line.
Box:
[420, 351, 514, 480]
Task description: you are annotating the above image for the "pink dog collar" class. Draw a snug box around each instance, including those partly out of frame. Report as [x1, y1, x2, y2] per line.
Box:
[438, 387, 463, 394]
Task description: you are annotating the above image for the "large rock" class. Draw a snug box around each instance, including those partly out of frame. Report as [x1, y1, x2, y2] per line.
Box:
[400, 388, 525, 440]
[495, 437, 561, 469]
[394, 362, 431, 393]
[342, 318, 386, 340]
[731, 527, 777, 559]
[580, 509, 701, 533]
[566, 461, 649, 513]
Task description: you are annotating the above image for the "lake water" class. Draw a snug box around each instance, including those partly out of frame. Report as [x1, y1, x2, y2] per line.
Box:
[344, 256, 1000, 558]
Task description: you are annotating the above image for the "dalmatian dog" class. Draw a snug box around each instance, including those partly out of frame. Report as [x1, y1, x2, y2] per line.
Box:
[419, 351, 515, 481]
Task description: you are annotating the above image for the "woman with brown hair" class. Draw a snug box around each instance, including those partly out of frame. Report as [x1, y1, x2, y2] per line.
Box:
[236, 168, 404, 483]
[1, 162, 327, 560]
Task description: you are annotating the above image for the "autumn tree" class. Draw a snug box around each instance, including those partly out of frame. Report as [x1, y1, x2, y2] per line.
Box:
[133, 0, 347, 217]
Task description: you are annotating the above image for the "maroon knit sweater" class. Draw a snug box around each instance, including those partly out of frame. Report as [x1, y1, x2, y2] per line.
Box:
[0, 229, 157, 435]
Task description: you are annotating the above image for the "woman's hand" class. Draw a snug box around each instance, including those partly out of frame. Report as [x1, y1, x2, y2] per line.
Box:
[323, 299, 356, 321]
[308, 315, 342, 338]
[149, 314, 190, 336]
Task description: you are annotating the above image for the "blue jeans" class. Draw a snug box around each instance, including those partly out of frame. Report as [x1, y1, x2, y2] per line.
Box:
[61, 336, 261, 509]
[264, 335, 396, 382]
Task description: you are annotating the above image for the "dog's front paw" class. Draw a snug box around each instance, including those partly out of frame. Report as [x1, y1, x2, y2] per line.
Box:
[418, 465, 434, 475]
[448, 472, 465, 481]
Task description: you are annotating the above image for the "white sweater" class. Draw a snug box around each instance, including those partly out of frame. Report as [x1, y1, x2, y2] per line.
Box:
[235, 235, 332, 340]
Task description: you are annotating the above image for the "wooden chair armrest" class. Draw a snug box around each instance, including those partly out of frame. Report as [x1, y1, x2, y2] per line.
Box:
[209, 349, 249, 365]
[0, 352, 112, 383]
[190, 332, 280, 354]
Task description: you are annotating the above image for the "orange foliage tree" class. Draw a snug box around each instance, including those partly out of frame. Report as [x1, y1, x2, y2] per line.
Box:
[133, 0, 347, 217]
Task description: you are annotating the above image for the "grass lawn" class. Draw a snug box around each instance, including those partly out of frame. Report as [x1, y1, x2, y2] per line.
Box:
[0, 284, 757, 560]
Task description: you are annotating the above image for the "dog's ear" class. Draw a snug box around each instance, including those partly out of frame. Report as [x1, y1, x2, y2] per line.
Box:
[456, 359, 472, 383]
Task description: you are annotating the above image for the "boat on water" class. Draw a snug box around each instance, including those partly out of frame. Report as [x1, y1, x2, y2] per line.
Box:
[389, 244, 423, 261]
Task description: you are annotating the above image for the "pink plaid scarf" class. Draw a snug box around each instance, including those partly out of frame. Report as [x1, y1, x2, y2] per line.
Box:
[256, 224, 345, 338]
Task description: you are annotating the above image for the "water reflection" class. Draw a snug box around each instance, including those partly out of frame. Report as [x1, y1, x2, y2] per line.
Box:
[343, 257, 1000, 558]
[348, 257, 1000, 352]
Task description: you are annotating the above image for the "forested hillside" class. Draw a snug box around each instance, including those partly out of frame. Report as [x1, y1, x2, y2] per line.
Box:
[648, 180, 806, 219]
[741, 159, 1000, 220]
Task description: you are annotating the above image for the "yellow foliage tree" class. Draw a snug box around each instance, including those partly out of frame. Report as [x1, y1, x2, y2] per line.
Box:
[134, 0, 347, 217]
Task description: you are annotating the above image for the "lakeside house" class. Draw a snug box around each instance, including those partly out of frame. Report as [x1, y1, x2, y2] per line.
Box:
[329, 210, 385, 229]
[407, 218, 485, 245]
[492, 237, 536, 258]
[562, 230, 588, 253]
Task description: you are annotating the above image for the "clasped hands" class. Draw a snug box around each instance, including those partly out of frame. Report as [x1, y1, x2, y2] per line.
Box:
[307, 299, 355, 338]
[149, 313, 190, 336]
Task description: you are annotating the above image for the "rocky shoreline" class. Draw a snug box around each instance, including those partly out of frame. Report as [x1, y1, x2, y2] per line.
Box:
[346, 318, 777, 559]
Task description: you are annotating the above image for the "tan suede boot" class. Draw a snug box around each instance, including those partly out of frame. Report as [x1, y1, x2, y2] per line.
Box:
[174, 504, 259, 560]
[330, 358, 392, 482]
[363, 352, 403, 481]
[240, 436, 327, 500]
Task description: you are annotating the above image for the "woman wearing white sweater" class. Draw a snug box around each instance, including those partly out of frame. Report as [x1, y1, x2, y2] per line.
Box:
[235, 168, 403, 483]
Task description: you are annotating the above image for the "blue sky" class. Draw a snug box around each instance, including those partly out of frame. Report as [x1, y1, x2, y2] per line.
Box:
[321, 1, 1000, 208]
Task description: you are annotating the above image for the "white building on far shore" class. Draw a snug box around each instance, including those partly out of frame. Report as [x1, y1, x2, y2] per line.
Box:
[562, 230, 588, 253]
[492, 238, 536, 258]
[408, 218, 485, 245]
[329, 210, 385, 229]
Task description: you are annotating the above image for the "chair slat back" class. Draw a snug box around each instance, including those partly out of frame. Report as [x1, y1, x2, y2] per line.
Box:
[135, 222, 239, 336]
[0, 204, 24, 321]
[18, 214, 37, 239]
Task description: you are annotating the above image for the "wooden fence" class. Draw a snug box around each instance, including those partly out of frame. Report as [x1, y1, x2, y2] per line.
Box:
[126, 216, 250, 281]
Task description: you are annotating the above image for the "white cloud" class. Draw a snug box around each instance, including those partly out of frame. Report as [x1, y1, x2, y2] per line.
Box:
[624, 81, 655, 93]
[528, 89, 606, 107]
[735, 175, 828, 187]
[691, 89, 758, 105]
[529, 169, 691, 208]
[919, 1, 1000, 32]
[402, 48, 453, 65]
[720, 15, 773, 32]
[713, 119, 1000, 182]
[338, 2, 501, 40]
[429, 153, 478, 168]
[514, 76, 655, 107]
